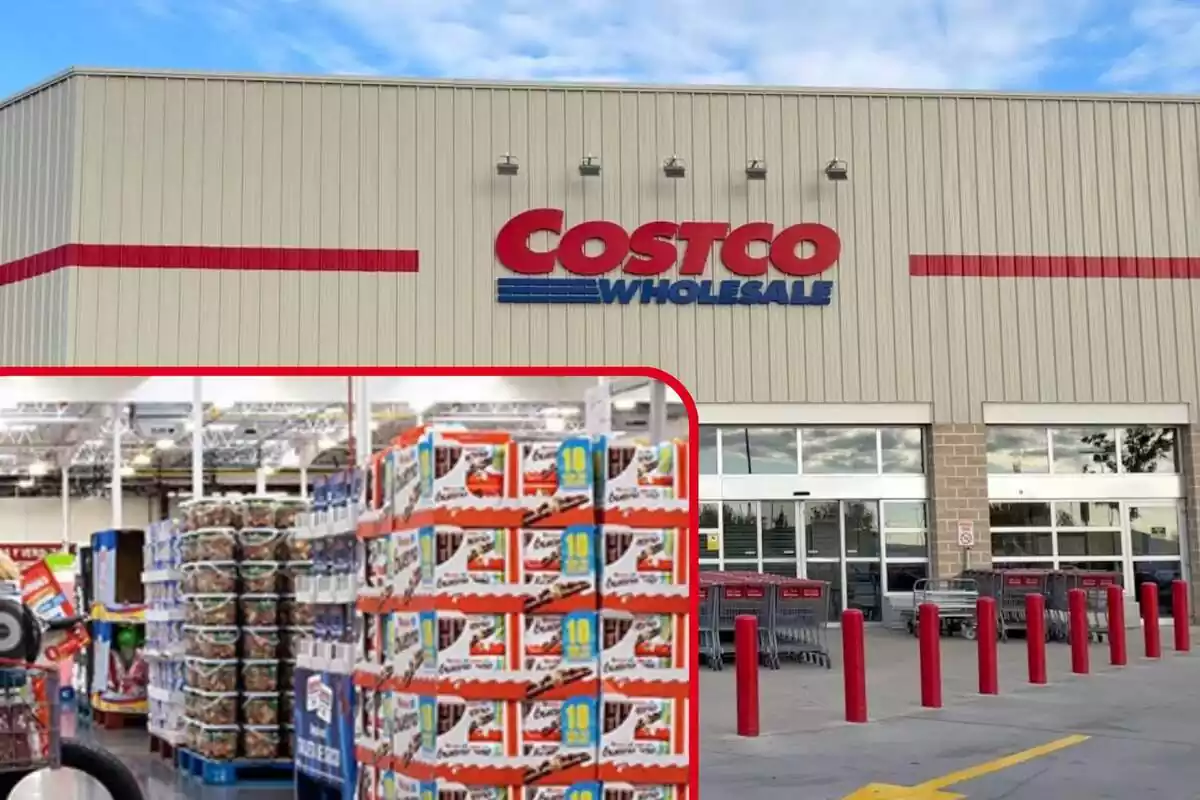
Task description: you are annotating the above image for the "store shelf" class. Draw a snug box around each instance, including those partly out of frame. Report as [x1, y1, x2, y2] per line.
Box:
[141, 569, 180, 583]
[148, 686, 184, 705]
[89, 603, 147, 624]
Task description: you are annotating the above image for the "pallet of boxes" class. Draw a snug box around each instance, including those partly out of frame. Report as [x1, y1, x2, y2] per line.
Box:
[178, 495, 310, 786]
[352, 427, 691, 800]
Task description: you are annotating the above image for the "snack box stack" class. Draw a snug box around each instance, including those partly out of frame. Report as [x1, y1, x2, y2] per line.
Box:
[596, 439, 691, 800]
[354, 430, 605, 800]
[179, 496, 303, 764]
[273, 494, 312, 763]
[145, 517, 187, 746]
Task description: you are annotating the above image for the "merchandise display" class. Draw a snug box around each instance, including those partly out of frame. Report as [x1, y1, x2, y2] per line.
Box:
[344, 427, 691, 800]
[89, 528, 150, 717]
[179, 495, 309, 764]
[144, 518, 186, 746]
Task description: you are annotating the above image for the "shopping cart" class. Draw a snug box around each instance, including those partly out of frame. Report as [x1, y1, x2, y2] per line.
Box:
[994, 569, 1052, 641]
[0, 661, 59, 774]
[714, 573, 776, 669]
[698, 577, 723, 670]
[771, 578, 832, 669]
[903, 578, 979, 639]
[1055, 568, 1121, 643]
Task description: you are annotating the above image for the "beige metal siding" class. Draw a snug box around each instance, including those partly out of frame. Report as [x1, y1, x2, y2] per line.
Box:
[24, 72, 1200, 420]
[0, 78, 76, 365]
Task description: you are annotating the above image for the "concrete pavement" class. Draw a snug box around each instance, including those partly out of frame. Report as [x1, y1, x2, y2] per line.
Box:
[700, 626, 1200, 798]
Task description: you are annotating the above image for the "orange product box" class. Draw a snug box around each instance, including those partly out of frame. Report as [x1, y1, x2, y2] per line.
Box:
[390, 434, 424, 528]
[597, 440, 688, 523]
[420, 431, 517, 512]
[598, 782, 685, 799]
[418, 526, 521, 612]
[388, 612, 426, 691]
[600, 527, 687, 613]
[390, 692, 423, 772]
[520, 696, 599, 785]
[418, 611, 523, 697]
[517, 437, 596, 527]
[598, 695, 688, 782]
[391, 530, 422, 605]
[521, 611, 600, 702]
[599, 612, 687, 696]
[521, 526, 599, 614]
[418, 696, 516, 765]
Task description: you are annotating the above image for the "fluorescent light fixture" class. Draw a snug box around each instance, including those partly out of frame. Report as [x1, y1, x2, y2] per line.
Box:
[261, 465, 277, 477]
[544, 416, 566, 433]
[132, 453, 152, 467]
[212, 399, 235, 411]
[613, 399, 638, 411]
[279, 450, 301, 468]
[317, 437, 338, 451]
[120, 465, 136, 477]
[17, 478, 33, 489]
[155, 438, 175, 450]
[27, 462, 49, 477]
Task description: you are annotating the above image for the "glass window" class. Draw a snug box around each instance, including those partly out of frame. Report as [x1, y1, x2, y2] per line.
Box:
[801, 428, 878, 474]
[1130, 505, 1180, 556]
[886, 562, 928, 594]
[699, 562, 722, 572]
[804, 501, 840, 559]
[846, 562, 882, 620]
[806, 561, 842, 621]
[699, 426, 718, 474]
[883, 501, 927, 529]
[1051, 427, 1117, 474]
[719, 428, 797, 474]
[843, 500, 880, 559]
[1122, 426, 1178, 473]
[987, 427, 1049, 474]
[1057, 530, 1122, 557]
[990, 502, 1052, 528]
[1054, 501, 1120, 528]
[881, 428, 924, 474]
[721, 501, 758, 560]
[1059, 560, 1122, 576]
[760, 501, 798, 559]
[761, 561, 798, 578]
[698, 529, 721, 558]
[1133, 561, 1181, 618]
[885, 530, 927, 559]
[991, 531, 1053, 557]
[699, 503, 720, 529]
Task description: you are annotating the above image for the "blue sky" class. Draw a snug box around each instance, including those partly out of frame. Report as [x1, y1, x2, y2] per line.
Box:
[3, 0, 1200, 100]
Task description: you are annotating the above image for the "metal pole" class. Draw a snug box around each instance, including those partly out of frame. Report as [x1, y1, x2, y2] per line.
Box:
[648, 381, 666, 443]
[60, 463, 70, 545]
[256, 468, 267, 495]
[111, 404, 123, 529]
[299, 465, 308, 500]
[354, 376, 371, 502]
[192, 377, 204, 498]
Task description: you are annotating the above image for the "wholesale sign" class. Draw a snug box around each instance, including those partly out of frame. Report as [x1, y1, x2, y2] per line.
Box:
[495, 207, 840, 306]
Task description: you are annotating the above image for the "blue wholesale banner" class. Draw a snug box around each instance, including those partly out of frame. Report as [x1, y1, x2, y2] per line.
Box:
[294, 667, 356, 794]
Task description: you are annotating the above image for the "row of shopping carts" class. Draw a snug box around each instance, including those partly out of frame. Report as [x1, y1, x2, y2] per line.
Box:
[902, 569, 1121, 642]
[698, 572, 833, 671]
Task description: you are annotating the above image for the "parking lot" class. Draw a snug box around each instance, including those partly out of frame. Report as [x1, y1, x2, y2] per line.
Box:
[700, 626, 1200, 798]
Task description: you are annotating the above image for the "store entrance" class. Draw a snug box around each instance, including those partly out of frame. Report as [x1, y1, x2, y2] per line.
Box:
[701, 498, 930, 622]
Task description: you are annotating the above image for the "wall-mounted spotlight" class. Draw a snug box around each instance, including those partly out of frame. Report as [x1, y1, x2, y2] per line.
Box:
[746, 159, 768, 179]
[824, 158, 849, 181]
[497, 153, 520, 176]
[663, 155, 687, 178]
[579, 154, 601, 177]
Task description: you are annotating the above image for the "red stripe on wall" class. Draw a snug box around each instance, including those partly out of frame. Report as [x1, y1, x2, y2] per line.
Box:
[0, 243, 420, 287]
[910, 254, 1200, 278]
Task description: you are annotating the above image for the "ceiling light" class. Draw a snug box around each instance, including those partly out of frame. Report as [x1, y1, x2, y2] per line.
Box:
[279, 450, 301, 468]
[369, 420, 380, 431]
[120, 465, 136, 477]
[613, 399, 638, 411]
[544, 416, 566, 433]
[27, 462, 48, 477]
[132, 453, 152, 467]
[16, 478, 33, 489]
[317, 437, 338, 451]
[261, 465, 277, 477]
[212, 399, 235, 411]
[155, 438, 175, 450]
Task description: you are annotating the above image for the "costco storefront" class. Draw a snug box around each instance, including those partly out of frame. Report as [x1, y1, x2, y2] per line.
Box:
[1, 67, 1197, 620]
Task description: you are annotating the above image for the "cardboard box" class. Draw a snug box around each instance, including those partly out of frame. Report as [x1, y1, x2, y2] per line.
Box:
[522, 612, 599, 701]
[391, 692, 422, 771]
[521, 697, 598, 781]
[598, 441, 682, 513]
[423, 526, 510, 592]
[521, 526, 599, 613]
[599, 613, 678, 679]
[598, 784, 682, 800]
[421, 611, 510, 683]
[389, 612, 425, 689]
[391, 531, 422, 603]
[600, 528, 686, 608]
[418, 697, 513, 763]
[518, 438, 595, 526]
[420, 432, 512, 509]
[599, 696, 679, 765]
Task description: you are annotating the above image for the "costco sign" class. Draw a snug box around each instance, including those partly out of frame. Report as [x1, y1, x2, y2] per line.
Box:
[494, 208, 840, 306]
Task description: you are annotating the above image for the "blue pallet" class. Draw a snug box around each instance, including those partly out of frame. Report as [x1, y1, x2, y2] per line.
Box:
[176, 748, 294, 787]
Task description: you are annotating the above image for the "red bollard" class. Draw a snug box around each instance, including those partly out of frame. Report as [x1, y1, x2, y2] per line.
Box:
[1068, 588, 1089, 675]
[977, 596, 998, 695]
[1142, 582, 1162, 659]
[842, 608, 868, 723]
[1172, 580, 1190, 653]
[918, 603, 942, 708]
[1107, 584, 1126, 666]
[734, 615, 759, 736]
[1026, 593, 1047, 685]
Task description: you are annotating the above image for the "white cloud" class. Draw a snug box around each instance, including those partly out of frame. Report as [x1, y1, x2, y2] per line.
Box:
[1104, 0, 1200, 92]
[297, 0, 1100, 89]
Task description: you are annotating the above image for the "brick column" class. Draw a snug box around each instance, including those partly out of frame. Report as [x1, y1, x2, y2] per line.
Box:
[1178, 427, 1200, 622]
[928, 424, 990, 578]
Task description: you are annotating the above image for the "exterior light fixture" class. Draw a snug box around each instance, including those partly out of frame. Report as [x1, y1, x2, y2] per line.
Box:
[497, 153, 520, 176]
[662, 156, 687, 178]
[579, 154, 601, 176]
[746, 159, 768, 179]
[824, 158, 849, 181]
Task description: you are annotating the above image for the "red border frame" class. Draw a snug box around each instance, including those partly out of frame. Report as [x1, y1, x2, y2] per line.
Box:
[3, 364, 702, 798]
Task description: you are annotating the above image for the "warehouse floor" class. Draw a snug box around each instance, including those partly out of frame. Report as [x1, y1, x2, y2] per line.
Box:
[7, 719, 291, 800]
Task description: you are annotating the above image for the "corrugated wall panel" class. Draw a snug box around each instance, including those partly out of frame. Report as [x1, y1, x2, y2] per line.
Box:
[24, 73, 1200, 420]
[0, 79, 75, 365]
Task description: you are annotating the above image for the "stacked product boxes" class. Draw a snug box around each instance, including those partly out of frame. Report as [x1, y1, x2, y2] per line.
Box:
[352, 428, 691, 800]
[179, 496, 309, 764]
[144, 518, 186, 745]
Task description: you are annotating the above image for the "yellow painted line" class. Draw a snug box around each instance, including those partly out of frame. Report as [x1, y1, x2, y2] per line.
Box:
[842, 734, 1090, 799]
